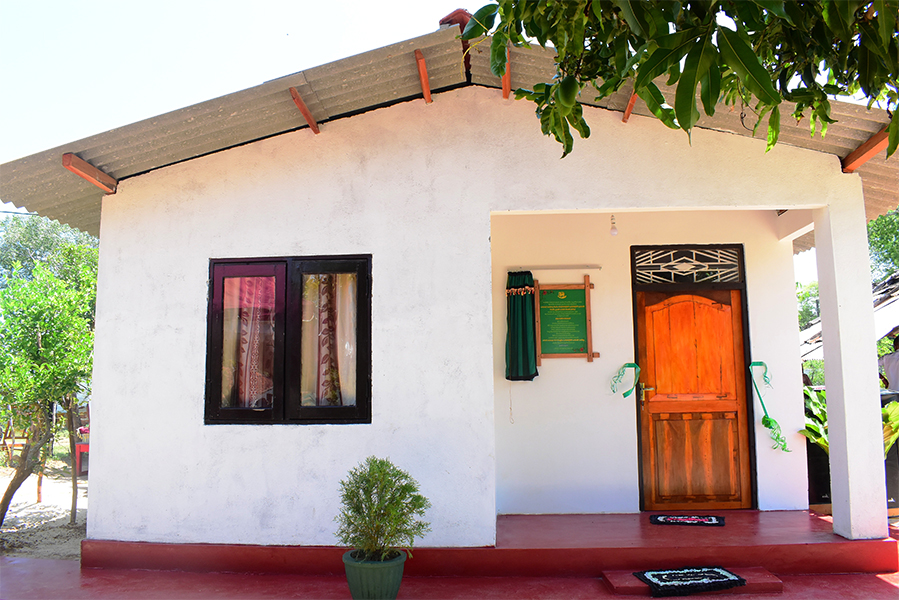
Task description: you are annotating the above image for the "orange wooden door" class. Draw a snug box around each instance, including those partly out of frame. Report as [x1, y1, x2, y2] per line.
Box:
[636, 290, 752, 510]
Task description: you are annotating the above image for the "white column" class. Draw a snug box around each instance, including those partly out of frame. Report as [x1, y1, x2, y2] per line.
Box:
[814, 202, 888, 539]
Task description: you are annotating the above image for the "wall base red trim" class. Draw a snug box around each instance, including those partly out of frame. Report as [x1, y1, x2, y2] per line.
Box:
[81, 540, 346, 575]
[83, 513, 897, 576]
[82, 537, 898, 577]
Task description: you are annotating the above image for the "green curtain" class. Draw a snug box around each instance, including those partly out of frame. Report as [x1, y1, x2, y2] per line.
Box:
[505, 271, 538, 381]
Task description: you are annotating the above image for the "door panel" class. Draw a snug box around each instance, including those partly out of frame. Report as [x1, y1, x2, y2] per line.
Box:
[637, 290, 751, 510]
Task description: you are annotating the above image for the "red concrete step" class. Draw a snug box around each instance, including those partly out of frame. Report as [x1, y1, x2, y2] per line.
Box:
[601, 567, 783, 595]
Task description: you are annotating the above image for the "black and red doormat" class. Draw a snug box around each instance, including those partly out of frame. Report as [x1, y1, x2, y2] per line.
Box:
[633, 567, 746, 597]
[649, 515, 725, 526]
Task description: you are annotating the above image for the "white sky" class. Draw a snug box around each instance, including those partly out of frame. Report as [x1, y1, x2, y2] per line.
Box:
[0, 0, 820, 282]
[0, 0, 465, 164]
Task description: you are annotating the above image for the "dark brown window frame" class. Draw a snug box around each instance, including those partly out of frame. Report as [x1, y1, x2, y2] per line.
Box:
[205, 254, 372, 425]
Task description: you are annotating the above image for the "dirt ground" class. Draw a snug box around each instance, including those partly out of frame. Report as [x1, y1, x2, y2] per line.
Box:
[0, 458, 88, 561]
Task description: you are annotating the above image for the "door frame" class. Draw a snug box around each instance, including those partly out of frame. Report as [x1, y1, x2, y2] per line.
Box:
[629, 244, 758, 511]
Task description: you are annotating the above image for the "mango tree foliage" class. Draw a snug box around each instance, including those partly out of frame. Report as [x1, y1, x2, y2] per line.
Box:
[0, 255, 97, 526]
[462, 0, 898, 157]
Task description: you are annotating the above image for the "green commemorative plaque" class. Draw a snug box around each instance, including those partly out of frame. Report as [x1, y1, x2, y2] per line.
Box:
[539, 288, 588, 354]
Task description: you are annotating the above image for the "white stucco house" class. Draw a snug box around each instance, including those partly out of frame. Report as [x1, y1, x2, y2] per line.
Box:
[1, 16, 897, 560]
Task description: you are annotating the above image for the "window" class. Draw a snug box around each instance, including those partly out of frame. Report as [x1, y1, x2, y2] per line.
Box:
[205, 255, 371, 424]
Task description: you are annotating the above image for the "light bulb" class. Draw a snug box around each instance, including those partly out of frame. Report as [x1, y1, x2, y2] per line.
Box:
[610, 215, 618, 236]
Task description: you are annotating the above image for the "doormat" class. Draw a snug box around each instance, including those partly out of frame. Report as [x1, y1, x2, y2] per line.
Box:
[650, 515, 725, 526]
[633, 567, 746, 597]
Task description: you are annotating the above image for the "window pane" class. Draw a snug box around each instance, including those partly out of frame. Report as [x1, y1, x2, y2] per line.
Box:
[221, 276, 276, 408]
[300, 273, 357, 407]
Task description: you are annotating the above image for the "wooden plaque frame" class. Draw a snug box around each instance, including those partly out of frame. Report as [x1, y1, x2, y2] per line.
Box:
[534, 275, 599, 365]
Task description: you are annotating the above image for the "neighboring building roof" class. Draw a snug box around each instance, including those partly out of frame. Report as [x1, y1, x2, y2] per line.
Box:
[800, 272, 900, 360]
[1, 24, 897, 243]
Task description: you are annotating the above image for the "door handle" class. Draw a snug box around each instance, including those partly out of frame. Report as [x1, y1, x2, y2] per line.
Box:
[639, 384, 655, 408]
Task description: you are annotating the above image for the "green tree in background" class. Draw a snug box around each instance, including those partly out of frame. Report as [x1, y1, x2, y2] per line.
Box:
[868, 209, 899, 281]
[0, 215, 98, 526]
[463, 0, 898, 157]
[0, 214, 97, 286]
[797, 281, 820, 331]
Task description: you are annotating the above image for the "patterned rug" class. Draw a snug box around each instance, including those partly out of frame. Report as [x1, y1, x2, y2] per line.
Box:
[633, 567, 746, 597]
[649, 515, 725, 526]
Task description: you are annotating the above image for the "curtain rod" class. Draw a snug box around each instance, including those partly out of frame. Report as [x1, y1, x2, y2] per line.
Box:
[509, 265, 602, 271]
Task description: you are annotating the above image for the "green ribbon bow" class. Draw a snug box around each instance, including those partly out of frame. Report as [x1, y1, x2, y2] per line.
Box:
[611, 363, 641, 398]
[749, 361, 790, 452]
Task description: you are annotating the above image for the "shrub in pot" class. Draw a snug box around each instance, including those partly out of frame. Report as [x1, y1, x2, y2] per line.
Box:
[335, 456, 431, 600]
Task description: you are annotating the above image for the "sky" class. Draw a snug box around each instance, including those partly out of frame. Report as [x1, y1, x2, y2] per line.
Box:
[0, 0, 465, 164]
[0, 0, 820, 281]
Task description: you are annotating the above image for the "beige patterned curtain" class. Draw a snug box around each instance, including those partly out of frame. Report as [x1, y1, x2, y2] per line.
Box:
[301, 273, 357, 406]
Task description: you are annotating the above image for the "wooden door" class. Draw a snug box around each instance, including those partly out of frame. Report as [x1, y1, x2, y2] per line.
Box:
[636, 290, 752, 510]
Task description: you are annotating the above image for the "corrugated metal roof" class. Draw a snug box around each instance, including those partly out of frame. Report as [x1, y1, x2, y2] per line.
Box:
[1, 26, 896, 248]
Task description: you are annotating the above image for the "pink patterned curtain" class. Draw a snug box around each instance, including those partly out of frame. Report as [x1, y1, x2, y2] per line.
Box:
[222, 276, 276, 408]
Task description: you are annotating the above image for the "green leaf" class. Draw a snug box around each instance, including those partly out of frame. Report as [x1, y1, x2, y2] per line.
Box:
[540, 107, 553, 136]
[787, 88, 816, 103]
[766, 105, 780, 152]
[614, 35, 627, 76]
[750, 0, 791, 24]
[752, 104, 773, 138]
[595, 76, 623, 100]
[875, 0, 895, 50]
[857, 46, 878, 98]
[656, 27, 703, 49]
[675, 32, 717, 135]
[621, 42, 649, 78]
[884, 402, 899, 457]
[636, 82, 680, 129]
[888, 110, 899, 158]
[612, 0, 650, 38]
[566, 104, 590, 138]
[859, 21, 890, 61]
[546, 107, 574, 157]
[462, 4, 498, 40]
[666, 62, 681, 85]
[717, 25, 782, 105]
[561, 121, 574, 157]
[822, 0, 852, 43]
[490, 32, 509, 77]
[634, 34, 697, 91]
[700, 63, 721, 116]
[732, 1, 765, 30]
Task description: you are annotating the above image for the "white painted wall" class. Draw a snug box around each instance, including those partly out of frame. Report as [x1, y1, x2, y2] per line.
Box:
[88, 86, 862, 547]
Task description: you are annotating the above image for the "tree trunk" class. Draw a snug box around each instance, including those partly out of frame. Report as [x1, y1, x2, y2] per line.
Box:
[0, 458, 34, 526]
[0, 421, 52, 527]
[66, 395, 78, 524]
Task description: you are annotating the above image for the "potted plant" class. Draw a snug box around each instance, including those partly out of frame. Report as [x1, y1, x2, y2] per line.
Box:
[335, 456, 431, 600]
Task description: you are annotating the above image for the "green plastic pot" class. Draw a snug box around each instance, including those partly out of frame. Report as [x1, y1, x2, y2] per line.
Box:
[342, 550, 407, 600]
